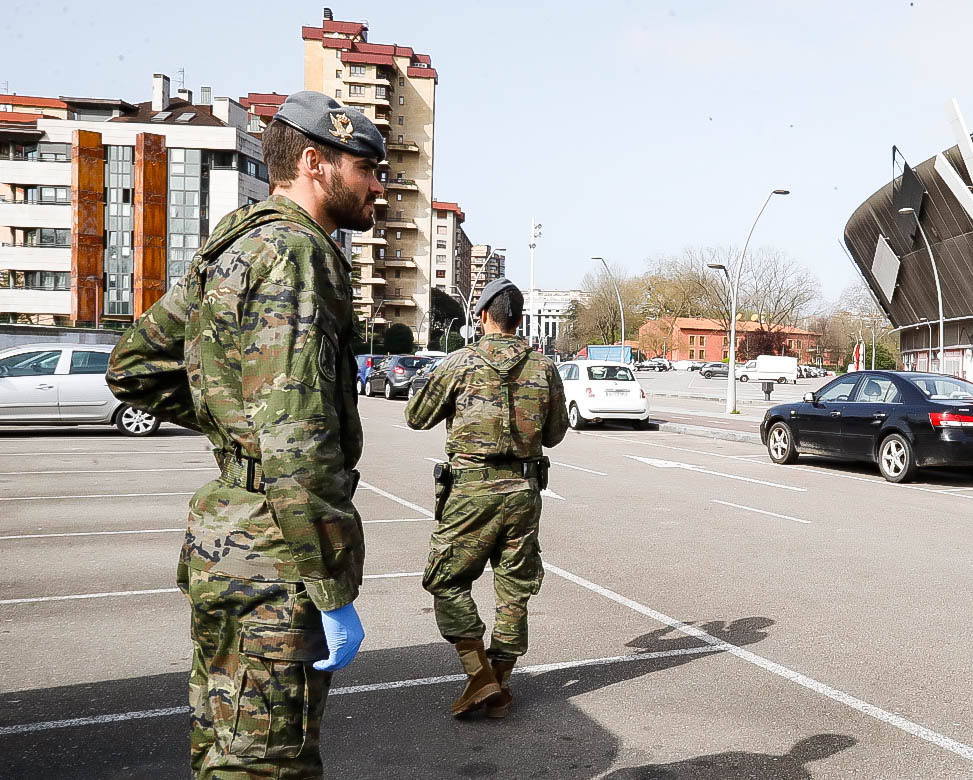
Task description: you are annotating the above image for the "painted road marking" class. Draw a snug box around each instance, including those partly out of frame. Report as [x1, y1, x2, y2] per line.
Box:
[0, 492, 196, 503]
[0, 646, 720, 736]
[581, 431, 760, 463]
[0, 467, 217, 476]
[545, 562, 973, 763]
[552, 461, 607, 476]
[359, 481, 433, 518]
[392, 424, 411, 431]
[711, 499, 810, 525]
[0, 529, 183, 540]
[541, 488, 565, 501]
[626, 455, 805, 492]
[0, 572, 424, 606]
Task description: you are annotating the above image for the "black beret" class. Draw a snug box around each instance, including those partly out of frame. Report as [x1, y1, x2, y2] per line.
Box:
[273, 91, 386, 161]
[474, 277, 521, 316]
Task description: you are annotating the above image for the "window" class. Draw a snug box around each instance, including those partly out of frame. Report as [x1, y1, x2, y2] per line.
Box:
[688, 349, 695, 359]
[586, 366, 634, 381]
[689, 335, 696, 345]
[396, 193, 402, 201]
[70, 351, 110, 375]
[436, 254, 447, 264]
[396, 153, 403, 162]
[394, 270, 401, 279]
[399, 77, 405, 86]
[699, 336, 706, 346]
[175, 113, 194, 123]
[435, 270, 446, 278]
[817, 375, 860, 403]
[437, 210, 448, 219]
[336, 70, 343, 78]
[349, 85, 366, 96]
[335, 89, 342, 98]
[350, 65, 366, 77]
[397, 116, 404, 125]
[395, 230, 402, 239]
[722, 350, 729, 360]
[907, 375, 973, 400]
[24, 271, 69, 290]
[376, 87, 388, 100]
[395, 249, 402, 257]
[437, 225, 448, 235]
[436, 240, 447, 249]
[151, 111, 171, 122]
[398, 96, 405, 105]
[853, 376, 901, 403]
[0, 350, 61, 377]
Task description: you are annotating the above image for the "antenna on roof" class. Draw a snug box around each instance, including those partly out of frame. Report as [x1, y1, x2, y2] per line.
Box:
[176, 68, 185, 89]
[0, 81, 8, 94]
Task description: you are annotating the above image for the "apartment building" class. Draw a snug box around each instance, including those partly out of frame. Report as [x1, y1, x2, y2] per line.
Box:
[431, 201, 470, 305]
[517, 289, 590, 353]
[0, 75, 268, 325]
[470, 244, 505, 313]
[302, 8, 437, 338]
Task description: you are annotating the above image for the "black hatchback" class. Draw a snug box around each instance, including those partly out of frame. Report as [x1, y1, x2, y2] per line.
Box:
[364, 355, 433, 399]
[760, 371, 973, 482]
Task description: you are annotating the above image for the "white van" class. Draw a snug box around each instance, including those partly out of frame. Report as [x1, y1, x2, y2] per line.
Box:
[736, 355, 798, 384]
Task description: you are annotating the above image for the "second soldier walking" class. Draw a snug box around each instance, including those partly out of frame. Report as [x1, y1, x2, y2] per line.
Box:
[404, 278, 569, 718]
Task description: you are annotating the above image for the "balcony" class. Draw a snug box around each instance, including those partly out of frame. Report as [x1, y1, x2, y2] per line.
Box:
[0, 243, 71, 271]
[360, 276, 387, 286]
[0, 200, 71, 229]
[352, 234, 386, 246]
[384, 178, 418, 192]
[385, 216, 418, 230]
[373, 114, 391, 128]
[382, 257, 415, 268]
[0, 158, 72, 187]
[0, 288, 71, 315]
[386, 141, 420, 154]
[383, 296, 417, 307]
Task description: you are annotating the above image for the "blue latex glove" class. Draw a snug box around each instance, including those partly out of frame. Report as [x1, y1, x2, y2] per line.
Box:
[313, 602, 364, 672]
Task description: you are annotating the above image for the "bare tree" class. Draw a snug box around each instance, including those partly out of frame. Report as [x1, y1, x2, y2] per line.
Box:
[743, 248, 821, 331]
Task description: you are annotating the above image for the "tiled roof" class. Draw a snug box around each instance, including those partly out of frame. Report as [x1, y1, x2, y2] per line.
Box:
[239, 93, 286, 106]
[0, 94, 68, 109]
[341, 51, 395, 67]
[323, 20, 366, 35]
[432, 200, 465, 222]
[109, 98, 225, 126]
[641, 317, 819, 336]
[407, 66, 438, 81]
[0, 111, 40, 124]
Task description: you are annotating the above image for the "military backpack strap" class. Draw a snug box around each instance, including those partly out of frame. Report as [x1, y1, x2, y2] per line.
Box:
[473, 345, 532, 448]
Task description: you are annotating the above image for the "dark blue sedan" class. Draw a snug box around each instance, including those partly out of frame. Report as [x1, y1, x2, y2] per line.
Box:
[760, 370, 973, 482]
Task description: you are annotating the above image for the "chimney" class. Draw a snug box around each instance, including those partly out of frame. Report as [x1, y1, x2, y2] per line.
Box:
[176, 88, 193, 104]
[323, 7, 333, 20]
[152, 74, 170, 112]
[199, 86, 212, 106]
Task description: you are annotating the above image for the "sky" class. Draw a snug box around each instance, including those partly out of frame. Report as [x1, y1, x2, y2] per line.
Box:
[4, 0, 973, 303]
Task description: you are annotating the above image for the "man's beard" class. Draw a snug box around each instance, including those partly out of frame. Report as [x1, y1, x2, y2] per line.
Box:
[324, 168, 375, 232]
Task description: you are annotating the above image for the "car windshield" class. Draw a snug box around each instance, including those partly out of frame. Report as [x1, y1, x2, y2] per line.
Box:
[399, 357, 431, 370]
[586, 365, 635, 381]
[906, 375, 973, 400]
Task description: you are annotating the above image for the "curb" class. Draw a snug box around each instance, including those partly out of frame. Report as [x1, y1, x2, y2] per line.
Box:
[648, 419, 762, 445]
[645, 391, 772, 407]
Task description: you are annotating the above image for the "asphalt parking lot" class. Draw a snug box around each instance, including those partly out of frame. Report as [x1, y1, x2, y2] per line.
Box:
[2, 398, 973, 778]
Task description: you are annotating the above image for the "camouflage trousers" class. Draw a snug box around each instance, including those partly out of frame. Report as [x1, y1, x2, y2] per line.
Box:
[422, 481, 544, 658]
[187, 569, 331, 779]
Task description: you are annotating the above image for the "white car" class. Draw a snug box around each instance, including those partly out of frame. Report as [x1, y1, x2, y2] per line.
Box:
[0, 342, 159, 435]
[557, 360, 650, 430]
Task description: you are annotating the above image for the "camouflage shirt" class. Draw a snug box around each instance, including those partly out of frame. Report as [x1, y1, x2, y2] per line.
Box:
[404, 334, 569, 480]
[107, 194, 364, 612]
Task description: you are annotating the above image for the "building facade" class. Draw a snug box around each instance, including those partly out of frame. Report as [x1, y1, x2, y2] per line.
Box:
[431, 201, 470, 305]
[638, 317, 821, 364]
[302, 8, 437, 340]
[470, 244, 504, 313]
[0, 74, 268, 325]
[517, 288, 590, 354]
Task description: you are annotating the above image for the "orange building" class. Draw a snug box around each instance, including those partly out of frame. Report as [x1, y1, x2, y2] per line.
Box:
[639, 317, 822, 364]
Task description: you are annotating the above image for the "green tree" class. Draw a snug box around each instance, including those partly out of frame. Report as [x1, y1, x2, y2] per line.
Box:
[384, 322, 415, 354]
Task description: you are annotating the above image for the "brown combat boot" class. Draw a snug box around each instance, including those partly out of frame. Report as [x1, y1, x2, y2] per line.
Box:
[451, 639, 502, 717]
[486, 658, 516, 718]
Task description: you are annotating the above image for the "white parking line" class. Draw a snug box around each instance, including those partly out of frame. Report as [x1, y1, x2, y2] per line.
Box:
[0, 572, 424, 606]
[626, 455, 806, 492]
[0, 492, 196, 503]
[0, 645, 721, 736]
[0, 467, 217, 476]
[0, 529, 183, 540]
[711, 499, 810, 525]
[552, 461, 607, 476]
[392, 424, 411, 431]
[359, 481, 433, 518]
[545, 562, 973, 763]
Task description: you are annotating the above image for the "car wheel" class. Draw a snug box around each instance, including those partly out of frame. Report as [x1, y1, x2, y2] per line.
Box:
[702, 372, 712, 379]
[363, 379, 374, 397]
[568, 403, 586, 430]
[766, 422, 798, 464]
[384, 382, 394, 400]
[115, 405, 160, 437]
[878, 433, 917, 483]
[356, 378, 364, 395]
[739, 375, 749, 383]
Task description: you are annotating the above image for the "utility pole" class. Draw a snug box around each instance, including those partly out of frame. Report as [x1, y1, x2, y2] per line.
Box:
[528, 218, 542, 349]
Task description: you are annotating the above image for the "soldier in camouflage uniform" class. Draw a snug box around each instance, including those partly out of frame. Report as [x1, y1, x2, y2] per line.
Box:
[404, 278, 569, 718]
[106, 92, 385, 778]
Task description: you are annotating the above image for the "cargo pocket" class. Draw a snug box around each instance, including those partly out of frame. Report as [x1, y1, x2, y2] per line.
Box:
[422, 540, 454, 593]
[222, 625, 328, 760]
[528, 538, 545, 595]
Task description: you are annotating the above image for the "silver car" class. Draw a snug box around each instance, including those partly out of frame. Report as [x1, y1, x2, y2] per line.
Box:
[0, 342, 159, 436]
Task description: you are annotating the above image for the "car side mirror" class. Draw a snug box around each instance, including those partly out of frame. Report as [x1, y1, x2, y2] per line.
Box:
[803, 392, 816, 404]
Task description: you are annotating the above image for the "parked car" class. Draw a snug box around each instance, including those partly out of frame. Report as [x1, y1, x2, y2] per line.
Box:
[636, 357, 673, 372]
[355, 354, 383, 395]
[736, 355, 798, 384]
[407, 357, 445, 399]
[0, 343, 159, 435]
[760, 370, 973, 482]
[364, 355, 434, 399]
[700, 362, 729, 379]
[557, 360, 650, 430]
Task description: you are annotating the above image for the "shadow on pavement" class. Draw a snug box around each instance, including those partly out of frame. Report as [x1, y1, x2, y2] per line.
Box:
[0, 618, 775, 779]
[0, 425, 201, 439]
[602, 733, 857, 779]
[793, 456, 973, 487]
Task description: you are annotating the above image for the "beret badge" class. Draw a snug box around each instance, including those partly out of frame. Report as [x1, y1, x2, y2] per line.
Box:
[329, 113, 354, 144]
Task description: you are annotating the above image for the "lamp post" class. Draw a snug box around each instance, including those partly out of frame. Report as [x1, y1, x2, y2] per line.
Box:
[591, 256, 625, 363]
[465, 246, 506, 344]
[708, 188, 790, 414]
[416, 310, 431, 350]
[443, 316, 457, 352]
[369, 298, 384, 355]
[528, 219, 542, 349]
[898, 207, 945, 371]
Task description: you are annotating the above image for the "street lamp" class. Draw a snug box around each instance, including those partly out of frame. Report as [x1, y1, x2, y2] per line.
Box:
[898, 207, 945, 371]
[528, 220, 542, 349]
[465, 246, 506, 344]
[590, 256, 625, 364]
[369, 298, 384, 355]
[710, 188, 790, 414]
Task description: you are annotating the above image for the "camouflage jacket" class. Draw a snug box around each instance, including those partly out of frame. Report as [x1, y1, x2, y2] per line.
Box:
[107, 194, 364, 611]
[404, 334, 569, 480]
